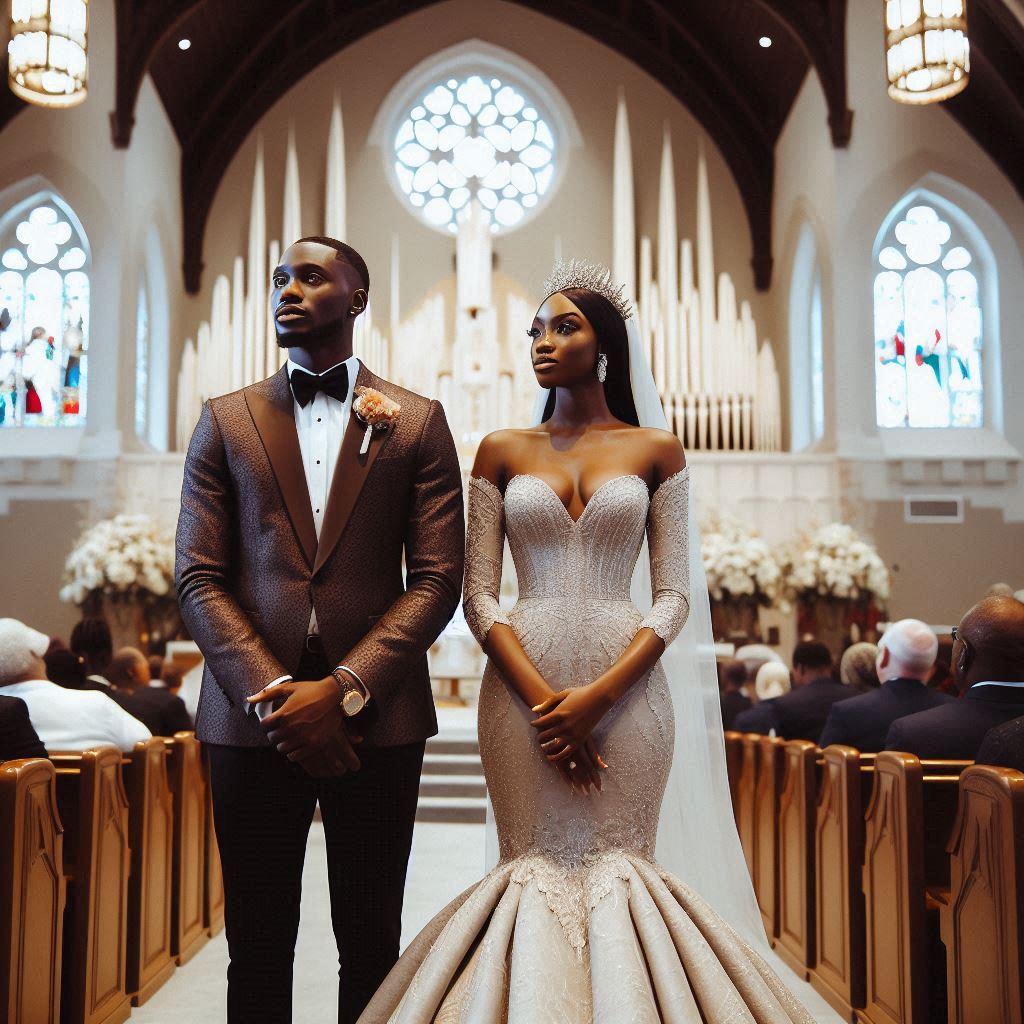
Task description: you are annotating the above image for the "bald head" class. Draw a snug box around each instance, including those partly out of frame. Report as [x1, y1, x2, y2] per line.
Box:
[877, 619, 938, 682]
[107, 647, 150, 691]
[956, 596, 1024, 687]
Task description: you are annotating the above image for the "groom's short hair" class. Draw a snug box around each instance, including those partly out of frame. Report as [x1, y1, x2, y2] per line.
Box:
[295, 236, 370, 293]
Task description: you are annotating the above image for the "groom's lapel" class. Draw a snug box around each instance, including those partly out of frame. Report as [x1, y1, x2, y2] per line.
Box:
[245, 367, 317, 569]
[313, 363, 391, 576]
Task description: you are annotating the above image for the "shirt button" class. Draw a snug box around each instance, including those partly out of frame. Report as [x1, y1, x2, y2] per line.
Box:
[317, 417, 322, 423]
[316, 508, 321, 514]
[316, 459, 320, 464]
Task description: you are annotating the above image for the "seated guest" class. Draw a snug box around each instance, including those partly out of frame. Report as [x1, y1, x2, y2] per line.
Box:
[735, 641, 855, 742]
[0, 695, 47, 761]
[107, 647, 192, 735]
[43, 648, 88, 689]
[147, 653, 164, 682]
[975, 715, 1024, 773]
[719, 659, 752, 730]
[886, 596, 1024, 759]
[159, 662, 186, 696]
[735, 644, 784, 684]
[927, 634, 958, 696]
[840, 642, 880, 693]
[0, 618, 151, 752]
[820, 620, 953, 752]
[69, 616, 116, 692]
[754, 661, 790, 702]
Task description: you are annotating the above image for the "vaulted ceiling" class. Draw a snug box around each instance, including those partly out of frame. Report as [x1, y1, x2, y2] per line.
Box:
[0, 0, 1021, 295]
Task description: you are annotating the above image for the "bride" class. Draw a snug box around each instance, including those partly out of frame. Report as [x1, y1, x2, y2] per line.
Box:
[359, 261, 812, 1023]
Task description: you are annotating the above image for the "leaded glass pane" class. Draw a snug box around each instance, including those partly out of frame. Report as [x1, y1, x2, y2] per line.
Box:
[393, 72, 556, 234]
[0, 199, 89, 427]
[873, 201, 984, 429]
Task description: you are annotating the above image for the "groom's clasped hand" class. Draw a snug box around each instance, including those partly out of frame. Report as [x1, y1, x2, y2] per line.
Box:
[246, 675, 363, 778]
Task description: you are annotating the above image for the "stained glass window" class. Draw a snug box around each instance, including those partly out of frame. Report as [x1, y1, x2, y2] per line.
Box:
[874, 203, 983, 428]
[393, 73, 556, 234]
[0, 198, 89, 427]
[134, 281, 149, 440]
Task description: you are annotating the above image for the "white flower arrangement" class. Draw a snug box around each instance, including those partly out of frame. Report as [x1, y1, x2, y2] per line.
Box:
[701, 517, 785, 607]
[60, 513, 176, 606]
[785, 522, 890, 603]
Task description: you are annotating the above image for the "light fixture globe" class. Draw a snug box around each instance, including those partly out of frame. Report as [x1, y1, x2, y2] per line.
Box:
[884, 0, 969, 105]
[7, 0, 89, 109]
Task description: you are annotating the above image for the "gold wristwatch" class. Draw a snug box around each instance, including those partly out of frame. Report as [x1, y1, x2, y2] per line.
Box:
[332, 666, 367, 717]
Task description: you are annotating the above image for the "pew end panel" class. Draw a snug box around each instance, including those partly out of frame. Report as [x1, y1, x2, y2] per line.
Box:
[811, 745, 868, 1021]
[51, 747, 132, 1024]
[738, 734, 762, 881]
[0, 757, 66, 1024]
[165, 733, 209, 966]
[940, 765, 1024, 1024]
[775, 740, 819, 979]
[755, 735, 785, 942]
[124, 737, 176, 1006]
[201, 743, 225, 937]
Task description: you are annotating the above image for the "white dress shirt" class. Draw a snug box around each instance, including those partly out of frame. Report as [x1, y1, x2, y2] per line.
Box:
[3, 678, 152, 752]
[251, 354, 360, 718]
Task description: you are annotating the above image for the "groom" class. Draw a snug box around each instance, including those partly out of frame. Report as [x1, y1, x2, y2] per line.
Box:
[176, 237, 464, 1023]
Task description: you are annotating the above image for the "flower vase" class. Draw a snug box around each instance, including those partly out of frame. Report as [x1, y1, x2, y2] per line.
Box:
[98, 593, 147, 650]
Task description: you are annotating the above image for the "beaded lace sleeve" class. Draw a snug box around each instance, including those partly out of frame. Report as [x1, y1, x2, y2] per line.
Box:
[463, 476, 512, 646]
[638, 468, 691, 645]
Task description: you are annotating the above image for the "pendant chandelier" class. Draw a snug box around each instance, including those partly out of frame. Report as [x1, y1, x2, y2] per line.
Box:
[7, 0, 89, 109]
[884, 0, 969, 105]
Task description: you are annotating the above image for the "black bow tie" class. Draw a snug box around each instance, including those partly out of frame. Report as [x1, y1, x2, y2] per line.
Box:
[289, 363, 349, 408]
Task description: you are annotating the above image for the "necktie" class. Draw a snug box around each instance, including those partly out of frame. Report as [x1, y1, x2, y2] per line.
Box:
[289, 363, 349, 408]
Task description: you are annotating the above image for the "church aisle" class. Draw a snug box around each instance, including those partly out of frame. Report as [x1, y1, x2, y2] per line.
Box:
[130, 818, 487, 1024]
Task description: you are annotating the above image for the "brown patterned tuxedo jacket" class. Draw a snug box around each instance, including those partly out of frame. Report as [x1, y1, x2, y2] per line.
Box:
[175, 362, 465, 749]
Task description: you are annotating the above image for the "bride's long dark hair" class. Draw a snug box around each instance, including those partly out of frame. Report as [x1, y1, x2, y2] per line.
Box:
[540, 287, 639, 425]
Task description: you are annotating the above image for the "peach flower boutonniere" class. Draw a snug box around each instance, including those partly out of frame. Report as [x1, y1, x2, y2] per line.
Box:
[352, 386, 401, 456]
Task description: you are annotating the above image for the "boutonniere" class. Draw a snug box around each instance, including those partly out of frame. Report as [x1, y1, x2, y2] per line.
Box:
[352, 386, 401, 456]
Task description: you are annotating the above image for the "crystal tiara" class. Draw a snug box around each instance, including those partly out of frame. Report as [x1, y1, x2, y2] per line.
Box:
[541, 258, 633, 321]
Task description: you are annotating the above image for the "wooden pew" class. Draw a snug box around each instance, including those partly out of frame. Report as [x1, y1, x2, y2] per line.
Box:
[775, 740, 819, 977]
[724, 730, 743, 819]
[754, 734, 785, 940]
[123, 738, 176, 1005]
[165, 732, 209, 965]
[0, 757, 65, 1024]
[810, 746, 874, 1019]
[737, 733, 761, 880]
[859, 752, 971, 1024]
[940, 765, 1024, 1024]
[201, 744, 225, 937]
[50, 747, 132, 1024]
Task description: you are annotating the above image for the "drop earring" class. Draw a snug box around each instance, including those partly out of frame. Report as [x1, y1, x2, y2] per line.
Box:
[596, 352, 608, 383]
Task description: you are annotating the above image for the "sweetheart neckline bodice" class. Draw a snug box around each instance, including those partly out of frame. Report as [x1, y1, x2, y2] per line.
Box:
[506, 473, 649, 526]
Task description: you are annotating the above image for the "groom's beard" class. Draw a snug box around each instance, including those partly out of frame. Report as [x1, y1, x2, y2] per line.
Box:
[275, 315, 347, 352]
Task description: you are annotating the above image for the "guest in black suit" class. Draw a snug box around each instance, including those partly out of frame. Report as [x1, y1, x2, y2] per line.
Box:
[734, 640, 855, 742]
[839, 642, 880, 693]
[107, 647, 193, 736]
[0, 695, 47, 761]
[821, 619, 954, 752]
[885, 597, 1024, 759]
[975, 716, 1024, 773]
[719, 659, 752, 730]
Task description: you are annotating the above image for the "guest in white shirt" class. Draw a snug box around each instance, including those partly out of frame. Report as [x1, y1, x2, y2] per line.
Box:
[0, 617, 151, 753]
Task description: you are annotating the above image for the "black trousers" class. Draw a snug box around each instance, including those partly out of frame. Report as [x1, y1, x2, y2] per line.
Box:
[207, 647, 424, 1024]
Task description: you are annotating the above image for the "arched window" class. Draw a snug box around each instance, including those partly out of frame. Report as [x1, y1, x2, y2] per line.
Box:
[393, 72, 556, 234]
[134, 278, 149, 440]
[0, 195, 89, 427]
[873, 202, 983, 428]
[789, 222, 825, 450]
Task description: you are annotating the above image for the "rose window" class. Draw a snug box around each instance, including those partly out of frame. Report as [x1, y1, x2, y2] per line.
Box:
[393, 73, 556, 234]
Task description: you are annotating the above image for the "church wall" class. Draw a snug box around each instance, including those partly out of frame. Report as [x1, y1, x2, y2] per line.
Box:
[191, 0, 769, 386]
[0, 0, 183, 637]
[770, 2, 1024, 609]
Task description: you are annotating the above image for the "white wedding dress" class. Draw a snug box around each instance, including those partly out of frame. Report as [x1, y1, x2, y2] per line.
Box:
[358, 469, 813, 1024]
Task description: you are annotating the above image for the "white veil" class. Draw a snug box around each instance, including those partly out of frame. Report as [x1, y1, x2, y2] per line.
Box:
[484, 307, 766, 950]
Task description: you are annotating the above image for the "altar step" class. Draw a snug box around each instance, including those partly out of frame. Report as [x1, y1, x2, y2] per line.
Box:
[418, 734, 486, 824]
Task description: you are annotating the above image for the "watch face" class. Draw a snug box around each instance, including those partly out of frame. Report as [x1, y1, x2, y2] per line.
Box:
[342, 689, 366, 716]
